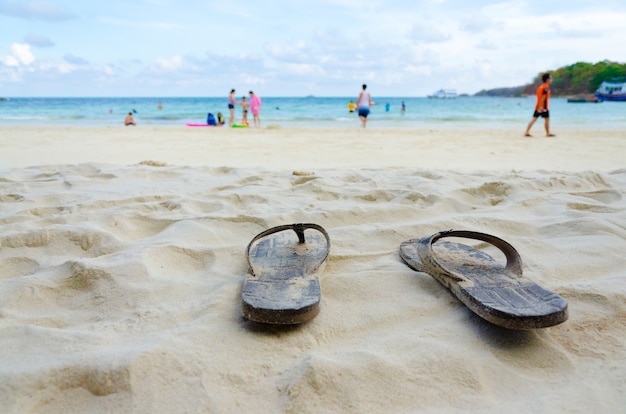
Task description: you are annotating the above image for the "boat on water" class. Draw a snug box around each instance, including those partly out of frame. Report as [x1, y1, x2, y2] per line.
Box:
[428, 89, 457, 99]
[567, 97, 600, 103]
[595, 80, 626, 102]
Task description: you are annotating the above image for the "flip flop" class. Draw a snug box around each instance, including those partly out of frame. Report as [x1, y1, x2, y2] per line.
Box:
[400, 230, 568, 329]
[242, 223, 330, 324]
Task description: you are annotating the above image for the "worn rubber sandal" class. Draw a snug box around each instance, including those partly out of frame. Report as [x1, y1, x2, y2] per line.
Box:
[242, 223, 330, 324]
[400, 230, 568, 329]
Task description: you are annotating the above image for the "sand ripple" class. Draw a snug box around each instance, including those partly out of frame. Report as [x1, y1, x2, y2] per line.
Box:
[0, 163, 624, 413]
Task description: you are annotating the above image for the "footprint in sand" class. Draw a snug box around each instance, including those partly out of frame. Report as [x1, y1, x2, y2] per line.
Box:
[0, 193, 25, 203]
[0, 257, 39, 278]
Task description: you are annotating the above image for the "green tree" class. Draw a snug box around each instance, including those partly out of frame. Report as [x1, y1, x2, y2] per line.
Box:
[479, 61, 626, 97]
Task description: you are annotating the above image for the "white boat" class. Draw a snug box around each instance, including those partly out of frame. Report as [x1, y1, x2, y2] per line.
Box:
[595, 80, 626, 101]
[428, 89, 457, 99]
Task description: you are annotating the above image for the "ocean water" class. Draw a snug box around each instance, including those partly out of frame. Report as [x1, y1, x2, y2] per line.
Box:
[0, 96, 625, 129]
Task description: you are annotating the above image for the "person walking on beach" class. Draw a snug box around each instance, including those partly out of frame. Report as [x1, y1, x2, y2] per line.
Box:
[228, 89, 237, 126]
[249, 91, 262, 127]
[124, 112, 136, 126]
[525, 73, 555, 137]
[356, 84, 374, 128]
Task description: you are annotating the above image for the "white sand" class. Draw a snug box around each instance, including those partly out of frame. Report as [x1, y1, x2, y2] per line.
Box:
[0, 126, 624, 413]
[1, 125, 624, 170]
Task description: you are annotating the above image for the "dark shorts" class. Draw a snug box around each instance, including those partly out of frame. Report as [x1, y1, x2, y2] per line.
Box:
[228, 103, 235, 109]
[358, 108, 370, 118]
[533, 110, 549, 118]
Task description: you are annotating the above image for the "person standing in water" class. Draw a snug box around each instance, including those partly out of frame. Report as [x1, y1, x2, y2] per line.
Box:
[355, 84, 374, 128]
[239, 96, 250, 124]
[249, 91, 262, 127]
[228, 89, 237, 126]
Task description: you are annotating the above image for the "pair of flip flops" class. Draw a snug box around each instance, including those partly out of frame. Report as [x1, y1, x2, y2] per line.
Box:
[242, 225, 568, 329]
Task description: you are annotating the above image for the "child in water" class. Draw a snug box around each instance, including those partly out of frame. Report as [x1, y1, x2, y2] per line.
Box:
[240, 97, 250, 124]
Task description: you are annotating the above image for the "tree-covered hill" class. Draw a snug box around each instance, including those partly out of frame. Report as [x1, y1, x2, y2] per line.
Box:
[475, 60, 626, 97]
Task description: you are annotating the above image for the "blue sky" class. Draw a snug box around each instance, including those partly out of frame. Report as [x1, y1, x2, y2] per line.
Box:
[1, 0, 623, 97]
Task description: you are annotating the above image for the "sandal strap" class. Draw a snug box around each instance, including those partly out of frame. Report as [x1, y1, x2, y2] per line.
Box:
[246, 223, 331, 268]
[416, 230, 523, 284]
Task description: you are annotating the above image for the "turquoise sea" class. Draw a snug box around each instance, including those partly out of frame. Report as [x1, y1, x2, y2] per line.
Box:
[0, 96, 625, 129]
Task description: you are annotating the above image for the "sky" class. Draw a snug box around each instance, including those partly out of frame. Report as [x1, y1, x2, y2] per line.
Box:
[0, 0, 624, 97]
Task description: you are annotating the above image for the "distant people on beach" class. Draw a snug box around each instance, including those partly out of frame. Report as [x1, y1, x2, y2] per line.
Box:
[228, 89, 237, 126]
[249, 91, 262, 127]
[240, 96, 250, 124]
[207, 113, 217, 126]
[356, 84, 374, 128]
[525, 73, 555, 137]
[348, 100, 356, 113]
[385, 103, 390, 112]
[217, 112, 225, 126]
[158, 102, 163, 110]
[401, 101, 406, 113]
[124, 112, 136, 126]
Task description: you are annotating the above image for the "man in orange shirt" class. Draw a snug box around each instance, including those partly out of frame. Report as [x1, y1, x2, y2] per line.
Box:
[524, 73, 555, 137]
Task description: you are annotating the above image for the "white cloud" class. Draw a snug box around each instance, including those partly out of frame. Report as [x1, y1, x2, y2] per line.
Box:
[408, 24, 451, 43]
[281, 62, 325, 77]
[264, 41, 312, 64]
[476, 39, 498, 50]
[461, 13, 504, 34]
[3, 43, 35, 66]
[153, 56, 183, 72]
[102, 65, 115, 76]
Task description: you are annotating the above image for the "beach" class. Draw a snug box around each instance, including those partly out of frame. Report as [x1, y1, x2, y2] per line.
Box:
[1, 125, 625, 413]
[1, 125, 625, 170]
